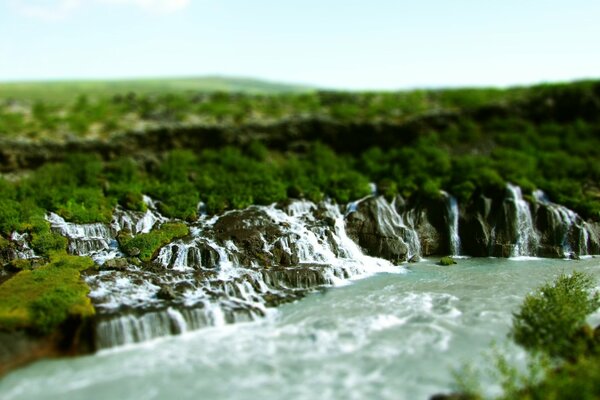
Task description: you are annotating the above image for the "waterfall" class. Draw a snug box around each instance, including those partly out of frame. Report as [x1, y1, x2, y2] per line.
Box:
[506, 184, 538, 257]
[533, 189, 593, 257]
[47, 212, 120, 263]
[111, 196, 166, 235]
[443, 193, 461, 256]
[90, 199, 404, 349]
[10, 232, 37, 259]
[369, 197, 421, 260]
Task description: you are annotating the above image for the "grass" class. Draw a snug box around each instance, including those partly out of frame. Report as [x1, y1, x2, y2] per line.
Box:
[0, 76, 312, 103]
[0, 254, 95, 334]
[120, 222, 189, 262]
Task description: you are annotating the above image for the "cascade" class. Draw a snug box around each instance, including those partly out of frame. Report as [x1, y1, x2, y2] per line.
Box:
[47, 212, 119, 263]
[444, 193, 461, 256]
[89, 199, 403, 349]
[10, 232, 37, 259]
[111, 196, 166, 235]
[381, 197, 421, 259]
[506, 184, 538, 257]
[533, 190, 593, 257]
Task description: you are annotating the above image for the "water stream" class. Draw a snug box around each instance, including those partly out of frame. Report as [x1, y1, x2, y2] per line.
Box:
[2, 257, 599, 400]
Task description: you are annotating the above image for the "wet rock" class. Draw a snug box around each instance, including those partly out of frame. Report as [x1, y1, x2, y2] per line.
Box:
[408, 255, 421, 263]
[101, 258, 129, 271]
[345, 196, 409, 263]
[0, 240, 17, 267]
[213, 208, 289, 267]
[261, 266, 329, 289]
[157, 285, 177, 301]
[404, 197, 448, 256]
[127, 247, 141, 257]
[430, 394, 478, 400]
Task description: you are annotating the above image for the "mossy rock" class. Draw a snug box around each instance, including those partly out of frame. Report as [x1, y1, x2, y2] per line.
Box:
[439, 256, 457, 266]
[6, 259, 38, 272]
[0, 254, 95, 334]
[120, 222, 189, 262]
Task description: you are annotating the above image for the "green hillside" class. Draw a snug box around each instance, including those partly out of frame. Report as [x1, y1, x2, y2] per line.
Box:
[0, 76, 313, 102]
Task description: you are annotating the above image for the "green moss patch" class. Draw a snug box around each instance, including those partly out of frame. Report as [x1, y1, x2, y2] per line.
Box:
[438, 256, 457, 266]
[0, 255, 95, 334]
[120, 222, 189, 262]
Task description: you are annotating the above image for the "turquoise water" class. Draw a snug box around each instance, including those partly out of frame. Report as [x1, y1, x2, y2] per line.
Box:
[1, 257, 599, 400]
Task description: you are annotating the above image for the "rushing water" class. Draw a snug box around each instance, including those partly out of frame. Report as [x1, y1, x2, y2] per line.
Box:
[2, 257, 600, 400]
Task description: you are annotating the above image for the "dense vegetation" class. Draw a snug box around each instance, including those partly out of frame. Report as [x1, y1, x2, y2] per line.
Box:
[455, 272, 600, 399]
[1, 79, 599, 221]
[119, 222, 189, 262]
[0, 254, 95, 334]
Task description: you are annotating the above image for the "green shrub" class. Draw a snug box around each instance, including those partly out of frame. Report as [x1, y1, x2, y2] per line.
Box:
[31, 230, 68, 258]
[511, 271, 600, 359]
[120, 222, 189, 261]
[439, 256, 457, 266]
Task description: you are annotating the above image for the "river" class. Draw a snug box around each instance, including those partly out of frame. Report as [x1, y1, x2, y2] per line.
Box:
[1, 257, 599, 400]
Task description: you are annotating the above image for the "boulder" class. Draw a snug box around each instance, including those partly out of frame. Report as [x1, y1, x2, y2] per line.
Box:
[101, 258, 129, 271]
[157, 285, 177, 301]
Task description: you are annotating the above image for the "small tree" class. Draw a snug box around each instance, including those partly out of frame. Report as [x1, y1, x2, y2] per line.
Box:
[511, 271, 600, 359]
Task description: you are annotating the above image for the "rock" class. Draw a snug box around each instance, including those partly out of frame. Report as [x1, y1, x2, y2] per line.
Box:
[127, 247, 141, 257]
[345, 196, 409, 263]
[0, 239, 17, 267]
[430, 393, 478, 400]
[157, 285, 176, 301]
[439, 256, 457, 266]
[101, 258, 129, 271]
[213, 208, 290, 267]
[408, 254, 421, 263]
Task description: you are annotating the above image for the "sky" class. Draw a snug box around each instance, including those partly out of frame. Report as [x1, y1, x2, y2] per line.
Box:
[0, 0, 599, 89]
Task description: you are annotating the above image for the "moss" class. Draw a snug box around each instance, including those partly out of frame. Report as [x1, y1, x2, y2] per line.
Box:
[439, 256, 457, 266]
[0, 236, 9, 251]
[6, 259, 35, 272]
[31, 230, 68, 258]
[0, 254, 95, 334]
[120, 222, 189, 262]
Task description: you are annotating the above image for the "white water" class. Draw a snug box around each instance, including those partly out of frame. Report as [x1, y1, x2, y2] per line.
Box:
[88, 200, 406, 349]
[9, 232, 37, 259]
[443, 192, 462, 256]
[533, 189, 594, 257]
[506, 184, 539, 257]
[367, 196, 421, 260]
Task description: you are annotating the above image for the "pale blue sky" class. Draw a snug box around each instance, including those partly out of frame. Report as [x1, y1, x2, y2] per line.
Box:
[0, 0, 599, 89]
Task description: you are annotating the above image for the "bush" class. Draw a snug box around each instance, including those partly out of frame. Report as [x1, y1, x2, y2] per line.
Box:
[120, 222, 189, 262]
[439, 256, 457, 266]
[511, 271, 600, 359]
[31, 230, 68, 258]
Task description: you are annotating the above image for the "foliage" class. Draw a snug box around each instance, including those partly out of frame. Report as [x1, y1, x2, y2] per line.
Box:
[120, 222, 189, 262]
[439, 256, 457, 266]
[456, 272, 600, 399]
[0, 79, 599, 226]
[0, 254, 95, 334]
[511, 271, 600, 359]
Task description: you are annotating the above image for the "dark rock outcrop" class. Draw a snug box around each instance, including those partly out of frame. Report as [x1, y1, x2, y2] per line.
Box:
[0, 317, 94, 378]
[345, 197, 410, 263]
[459, 187, 600, 258]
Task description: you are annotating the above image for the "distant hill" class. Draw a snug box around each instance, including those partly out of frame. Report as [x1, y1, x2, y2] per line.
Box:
[0, 76, 313, 102]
